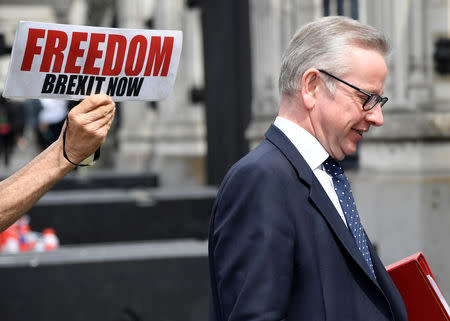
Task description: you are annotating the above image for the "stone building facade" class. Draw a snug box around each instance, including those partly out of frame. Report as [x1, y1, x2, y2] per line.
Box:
[0, 0, 450, 297]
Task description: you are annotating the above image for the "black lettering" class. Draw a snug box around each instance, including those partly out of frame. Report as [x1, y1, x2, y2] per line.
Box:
[66, 74, 77, 95]
[126, 77, 144, 96]
[94, 77, 106, 94]
[106, 77, 118, 95]
[75, 75, 88, 95]
[86, 76, 95, 95]
[116, 77, 127, 96]
[54, 74, 68, 94]
[41, 74, 56, 94]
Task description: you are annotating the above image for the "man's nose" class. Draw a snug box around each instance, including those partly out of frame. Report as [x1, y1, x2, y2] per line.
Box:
[365, 104, 384, 127]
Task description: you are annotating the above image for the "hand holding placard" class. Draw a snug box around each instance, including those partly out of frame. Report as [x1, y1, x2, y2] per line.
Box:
[0, 21, 181, 232]
[61, 94, 115, 166]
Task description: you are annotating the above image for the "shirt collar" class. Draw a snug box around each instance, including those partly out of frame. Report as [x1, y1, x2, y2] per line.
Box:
[274, 116, 329, 171]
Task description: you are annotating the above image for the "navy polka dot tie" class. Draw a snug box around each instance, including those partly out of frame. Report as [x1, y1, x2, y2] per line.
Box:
[323, 157, 376, 278]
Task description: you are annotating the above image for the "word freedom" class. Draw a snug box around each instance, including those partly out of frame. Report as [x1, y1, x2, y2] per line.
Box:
[20, 28, 174, 97]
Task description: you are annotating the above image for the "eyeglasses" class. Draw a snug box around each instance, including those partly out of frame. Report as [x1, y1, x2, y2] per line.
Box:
[318, 69, 388, 111]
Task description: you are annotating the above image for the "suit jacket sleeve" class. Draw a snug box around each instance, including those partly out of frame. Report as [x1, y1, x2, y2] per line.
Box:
[209, 157, 297, 321]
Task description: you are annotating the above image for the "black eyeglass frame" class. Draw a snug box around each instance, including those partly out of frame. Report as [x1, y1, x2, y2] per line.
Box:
[318, 69, 388, 111]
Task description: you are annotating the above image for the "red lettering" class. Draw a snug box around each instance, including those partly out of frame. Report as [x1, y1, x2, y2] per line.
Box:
[83, 33, 105, 75]
[144, 36, 174, 76]
[102, 34, 127, 76]
[64, 32, 87, 74]
[125, 35, 147, 76]
[40, 30, 68, 73]
[20, 28, 45, 71]
[21, 28, 177, 79]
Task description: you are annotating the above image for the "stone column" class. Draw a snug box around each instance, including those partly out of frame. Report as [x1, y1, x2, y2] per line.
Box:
[114, 0, 158, 172]
[408, 0, 430, 104]
[246, 0, 282, 149]
[391, 0, 410, 107]
[150, 0, 206, 186]
[67, 0, 87, 25]
[246, 0, 319, 148]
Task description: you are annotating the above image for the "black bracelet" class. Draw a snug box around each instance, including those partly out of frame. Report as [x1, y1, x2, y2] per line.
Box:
[62, 117, 100, 167]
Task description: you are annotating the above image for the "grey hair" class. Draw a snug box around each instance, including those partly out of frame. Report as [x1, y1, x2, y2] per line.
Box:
[279, 16, 390, 96]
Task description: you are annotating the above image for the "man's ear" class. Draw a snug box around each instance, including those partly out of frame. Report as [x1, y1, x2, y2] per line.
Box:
[301, 68, 320, 111]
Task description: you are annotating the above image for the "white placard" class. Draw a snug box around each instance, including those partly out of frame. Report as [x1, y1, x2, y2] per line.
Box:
[3, 21, 183, 101]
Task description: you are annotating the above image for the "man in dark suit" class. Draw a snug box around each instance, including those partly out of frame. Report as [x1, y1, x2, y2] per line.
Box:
[208, 16, 408, 321]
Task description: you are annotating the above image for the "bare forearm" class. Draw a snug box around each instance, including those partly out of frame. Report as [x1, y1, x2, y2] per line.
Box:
[0, 94, 114, 232]
[0, 140, 74, 232]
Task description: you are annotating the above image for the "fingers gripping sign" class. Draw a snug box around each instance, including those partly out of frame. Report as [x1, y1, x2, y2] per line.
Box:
[61, 94, 115, 166]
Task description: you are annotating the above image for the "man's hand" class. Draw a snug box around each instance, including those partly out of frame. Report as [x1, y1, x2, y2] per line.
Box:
[61, 94, 115, 165]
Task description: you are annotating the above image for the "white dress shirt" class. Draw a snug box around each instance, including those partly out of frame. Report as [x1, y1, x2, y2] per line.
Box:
[274, 116, 347, 226]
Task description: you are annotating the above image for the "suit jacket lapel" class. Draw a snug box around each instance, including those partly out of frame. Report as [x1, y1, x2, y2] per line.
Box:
[265, 124, 380, 288]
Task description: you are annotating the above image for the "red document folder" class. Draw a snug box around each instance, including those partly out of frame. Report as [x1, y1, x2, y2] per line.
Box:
[386, 252, 450, 321]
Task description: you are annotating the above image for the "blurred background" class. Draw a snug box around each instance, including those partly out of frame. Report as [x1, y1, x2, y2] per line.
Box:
[0, 0, 450, 320]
